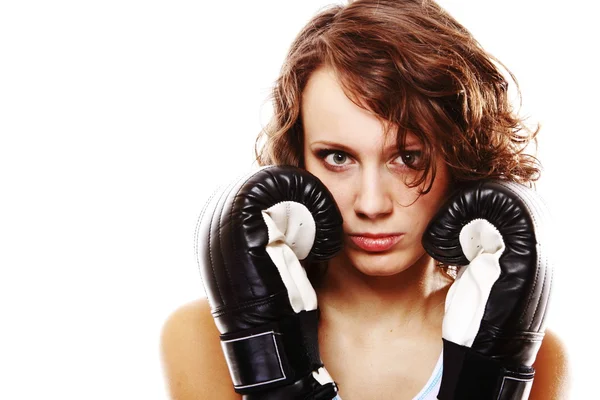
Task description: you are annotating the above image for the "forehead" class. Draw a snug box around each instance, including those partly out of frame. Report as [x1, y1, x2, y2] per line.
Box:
[302, 68, 387, 145]
[301, 67, 417, 149]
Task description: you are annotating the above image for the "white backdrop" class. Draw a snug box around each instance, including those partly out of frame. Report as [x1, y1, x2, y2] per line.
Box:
[0, 1, 596, 398]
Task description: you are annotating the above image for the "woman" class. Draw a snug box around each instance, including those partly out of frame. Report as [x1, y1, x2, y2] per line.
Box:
[161, 0, 570, 398]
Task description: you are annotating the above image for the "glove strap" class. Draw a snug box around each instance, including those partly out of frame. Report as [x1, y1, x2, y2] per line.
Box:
[219, 309, 325, 395]
[242, 374, 338, 400]
[438, 339, 534, 400]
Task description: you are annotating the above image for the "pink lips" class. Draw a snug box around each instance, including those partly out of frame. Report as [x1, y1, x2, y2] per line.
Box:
[349, 234, 404, 252]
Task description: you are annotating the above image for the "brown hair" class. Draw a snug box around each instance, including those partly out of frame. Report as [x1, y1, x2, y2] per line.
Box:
[255, 0, 541, 192]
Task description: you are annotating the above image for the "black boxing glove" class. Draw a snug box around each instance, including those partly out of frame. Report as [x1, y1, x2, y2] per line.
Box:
[422, 180, 553, 400]
[195, 166, 343, 400]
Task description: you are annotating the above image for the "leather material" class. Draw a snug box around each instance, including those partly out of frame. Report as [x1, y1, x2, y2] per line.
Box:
[219, 310, 323, 392]
[497, 375, 533, 400]
[195, 166, 343, 397]
[221, 328, 288, 389]
[422, 180, 553, 399]
[438, 339, 534, 400]
[242, 373, 339, 400]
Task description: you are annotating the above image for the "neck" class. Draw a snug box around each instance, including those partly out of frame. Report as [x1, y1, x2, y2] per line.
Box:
[316, 252, 452, 333]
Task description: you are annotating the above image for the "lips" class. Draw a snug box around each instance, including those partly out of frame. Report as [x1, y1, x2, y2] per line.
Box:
[349, 234, 404, 252]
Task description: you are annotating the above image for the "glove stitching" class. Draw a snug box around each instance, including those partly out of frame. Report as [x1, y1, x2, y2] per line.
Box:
[207, 186, 228, 307]
[195, 187, 222, 309]
[528, 181, 554, 332]
[512, 183, 543, 331]
[226, 173, 260, 300]
[497, 181, 547, 332]
[230, 170, 282, 300]
[529, 188, 553, 332]
[541, 250, 553, 331]
[207, 169, 256, 308]
[522, 184, 546, 332]
[212, 290, 290, 316]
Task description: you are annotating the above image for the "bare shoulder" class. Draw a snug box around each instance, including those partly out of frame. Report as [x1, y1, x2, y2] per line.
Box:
[160, 298, 240, 400]
[530, 328, 572, 399]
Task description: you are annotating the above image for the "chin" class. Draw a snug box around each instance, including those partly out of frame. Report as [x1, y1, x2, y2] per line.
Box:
[346, 248, 415, 277]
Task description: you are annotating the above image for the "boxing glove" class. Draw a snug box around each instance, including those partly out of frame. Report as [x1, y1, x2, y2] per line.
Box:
[195, 165, 344, 399]
[422, 180, 553, 400]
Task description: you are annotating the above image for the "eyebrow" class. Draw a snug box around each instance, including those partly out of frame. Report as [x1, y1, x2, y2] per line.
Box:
[309, 141, 359, 153]
[309, 139, 422, 153]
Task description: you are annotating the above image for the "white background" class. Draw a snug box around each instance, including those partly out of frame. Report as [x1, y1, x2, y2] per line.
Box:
[0, 1, 596, 398]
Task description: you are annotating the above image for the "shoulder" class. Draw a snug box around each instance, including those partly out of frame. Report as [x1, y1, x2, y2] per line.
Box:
[529, 328, 572, 399]
[160, 298, 240, 400]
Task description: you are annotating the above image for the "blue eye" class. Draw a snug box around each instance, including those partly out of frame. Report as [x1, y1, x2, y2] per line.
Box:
[326, 152, 348, 165]
[316, 149, 351, 167]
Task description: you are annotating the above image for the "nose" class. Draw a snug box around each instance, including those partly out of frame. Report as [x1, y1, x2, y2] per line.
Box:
[353, 166, 393, 219]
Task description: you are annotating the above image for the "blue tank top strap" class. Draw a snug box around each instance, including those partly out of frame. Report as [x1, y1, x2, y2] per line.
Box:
[332, 352, 443, 400]
[412, 351, 443, 400]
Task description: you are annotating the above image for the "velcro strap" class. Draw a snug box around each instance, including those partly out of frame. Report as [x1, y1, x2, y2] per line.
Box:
[221, 329, 288, 390]
[439, 339, 535, 400]
[497, 375, 534, 400]
[219, 310, 322, 394]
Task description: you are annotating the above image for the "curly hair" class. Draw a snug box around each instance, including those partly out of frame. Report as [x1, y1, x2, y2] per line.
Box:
[255, 0, 541, 192]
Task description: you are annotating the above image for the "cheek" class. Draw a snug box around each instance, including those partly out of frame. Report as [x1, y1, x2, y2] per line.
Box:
[411, 183, 451, 230]
[303, 157, 352, 213]
[303, 150, 319, 174]
[412, 205, 436, 235]
[318, 176, 353, 214]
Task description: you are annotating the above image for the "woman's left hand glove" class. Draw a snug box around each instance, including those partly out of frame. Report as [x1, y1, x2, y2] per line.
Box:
[422, 180, 553, 400]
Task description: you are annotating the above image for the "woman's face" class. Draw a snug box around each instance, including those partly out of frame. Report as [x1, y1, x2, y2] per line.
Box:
[301, 67, 451, 276]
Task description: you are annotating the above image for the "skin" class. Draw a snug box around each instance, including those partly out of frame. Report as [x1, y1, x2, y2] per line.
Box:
[302, 68, 453, 277]
[160, 66, 571, 399]
[301, 66, 453, 398]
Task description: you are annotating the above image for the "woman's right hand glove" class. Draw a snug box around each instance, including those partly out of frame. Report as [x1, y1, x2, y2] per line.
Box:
[195, 165, 344, 400]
